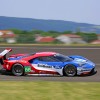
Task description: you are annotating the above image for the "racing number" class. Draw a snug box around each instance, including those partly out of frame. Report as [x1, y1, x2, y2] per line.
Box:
[24, 66, 31, 72]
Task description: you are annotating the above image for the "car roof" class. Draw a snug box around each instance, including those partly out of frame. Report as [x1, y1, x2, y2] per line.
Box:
[21, 52, 57, 60]
[35, 52, 56, 56]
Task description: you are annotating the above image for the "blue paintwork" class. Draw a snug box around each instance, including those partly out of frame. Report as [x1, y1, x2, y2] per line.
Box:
[8, 56, 23, 60]
[30, 55, 95, 69]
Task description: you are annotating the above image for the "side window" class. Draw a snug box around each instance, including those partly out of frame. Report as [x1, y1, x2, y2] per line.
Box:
[38, 56, 53, 62]
[29, 57, 52, 63]
[37, 56, 59, 62]
[29, 56, 60, 63]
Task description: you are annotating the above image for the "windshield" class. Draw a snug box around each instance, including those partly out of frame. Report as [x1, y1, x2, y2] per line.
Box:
[54, 54, 72, 62]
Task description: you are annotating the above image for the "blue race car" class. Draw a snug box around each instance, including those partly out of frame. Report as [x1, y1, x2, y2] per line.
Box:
[0, 49, 96, 76]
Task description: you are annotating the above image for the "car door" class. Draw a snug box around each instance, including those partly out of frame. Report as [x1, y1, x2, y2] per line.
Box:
[30, 56, 64, 73]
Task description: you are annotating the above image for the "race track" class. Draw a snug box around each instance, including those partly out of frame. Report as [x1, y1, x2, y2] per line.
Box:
[0, 45, 100, 82]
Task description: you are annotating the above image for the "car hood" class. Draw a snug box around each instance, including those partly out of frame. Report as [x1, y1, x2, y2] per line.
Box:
[67, 55, 87, 65]
[68, 55, 95, 67]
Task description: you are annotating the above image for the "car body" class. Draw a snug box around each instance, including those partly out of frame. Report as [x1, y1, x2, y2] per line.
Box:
[0, 48, 96, 76]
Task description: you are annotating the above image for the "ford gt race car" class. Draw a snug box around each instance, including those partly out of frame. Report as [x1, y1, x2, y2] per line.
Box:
[0, 48, 96, 76]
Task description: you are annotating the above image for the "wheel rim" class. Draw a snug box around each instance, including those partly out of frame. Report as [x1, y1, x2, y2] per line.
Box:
[12, 65, 23, 76]
[64, 65, 76, 76]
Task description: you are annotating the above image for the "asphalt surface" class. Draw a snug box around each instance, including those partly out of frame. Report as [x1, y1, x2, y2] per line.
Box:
[0, 46, 100, 82]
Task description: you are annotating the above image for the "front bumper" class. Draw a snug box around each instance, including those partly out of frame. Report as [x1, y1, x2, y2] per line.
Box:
[77, 68, 96, 75]
[77, 64, 96, 75]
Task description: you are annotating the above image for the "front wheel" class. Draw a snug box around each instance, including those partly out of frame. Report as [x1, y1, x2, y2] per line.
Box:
[63, 64, 77, 77]
[12, 63, 24, 76]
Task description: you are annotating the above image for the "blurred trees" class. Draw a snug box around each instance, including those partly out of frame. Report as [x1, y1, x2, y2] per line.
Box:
[76, 32, 97, 42]
[10, 29, 98, 44]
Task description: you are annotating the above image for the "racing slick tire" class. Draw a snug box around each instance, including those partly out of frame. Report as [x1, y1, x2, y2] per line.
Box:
[12, 63, 24, 76]
[63, 64, 77, 77]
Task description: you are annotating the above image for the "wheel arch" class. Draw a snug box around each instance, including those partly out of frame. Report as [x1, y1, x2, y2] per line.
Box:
[11, 62, 24, 71]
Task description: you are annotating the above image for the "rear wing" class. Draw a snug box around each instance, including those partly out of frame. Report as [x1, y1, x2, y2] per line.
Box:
[0, 48, 12, 58]
[0, 48, 12, 65]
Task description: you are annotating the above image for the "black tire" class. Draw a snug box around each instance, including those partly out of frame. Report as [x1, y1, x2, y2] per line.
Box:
[12, 63, 24, 76]
[63, 64, 77, 77]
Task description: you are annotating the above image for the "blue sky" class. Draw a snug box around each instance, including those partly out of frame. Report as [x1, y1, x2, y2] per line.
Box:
[0, 0, 100, 25]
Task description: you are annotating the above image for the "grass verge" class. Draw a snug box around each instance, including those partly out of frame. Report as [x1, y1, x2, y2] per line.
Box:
[0, 81, 100, 100]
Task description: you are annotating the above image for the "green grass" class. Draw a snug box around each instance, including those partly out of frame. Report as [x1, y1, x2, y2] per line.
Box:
[0, 82, 100, 100]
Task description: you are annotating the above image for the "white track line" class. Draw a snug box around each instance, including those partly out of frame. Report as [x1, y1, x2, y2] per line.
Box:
[0, 47, 100, 49]
[96, 64, 100, 66]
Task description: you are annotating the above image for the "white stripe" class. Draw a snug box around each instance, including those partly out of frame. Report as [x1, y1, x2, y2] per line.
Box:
[96, 64, 100, 66]
[31, 64, 63, 75]
[0, 47, 100, 49]
[48, 48, 100, 50]
[32, 64, 54, 71]
[28, 74, 56, 76]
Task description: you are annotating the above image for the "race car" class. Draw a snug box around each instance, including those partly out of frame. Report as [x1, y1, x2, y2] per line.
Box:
[0, 48, 96, 76]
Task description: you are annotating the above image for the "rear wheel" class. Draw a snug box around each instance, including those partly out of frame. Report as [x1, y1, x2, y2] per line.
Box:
[63, 64, 76, 77]
[12, 63, 24, 76]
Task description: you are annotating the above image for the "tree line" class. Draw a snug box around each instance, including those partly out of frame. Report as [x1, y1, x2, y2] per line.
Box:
[11, 29, 98, 43]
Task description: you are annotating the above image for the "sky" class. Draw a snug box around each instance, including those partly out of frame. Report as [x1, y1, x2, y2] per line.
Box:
[0, 0, 100, 25]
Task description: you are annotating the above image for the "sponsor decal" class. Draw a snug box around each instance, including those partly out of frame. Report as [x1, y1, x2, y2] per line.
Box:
[24, 66, 31, 72]
[38, 64, 53, 68]
[53, 66, 62, 69]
